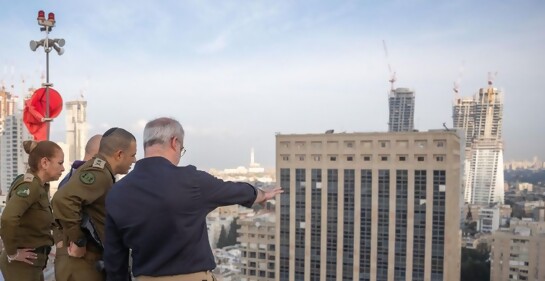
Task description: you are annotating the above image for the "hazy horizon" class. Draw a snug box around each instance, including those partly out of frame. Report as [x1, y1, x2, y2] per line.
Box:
[1, 0, 544, 170]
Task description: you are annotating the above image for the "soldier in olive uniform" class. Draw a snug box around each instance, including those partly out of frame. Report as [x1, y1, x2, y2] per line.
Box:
[52, 127, 136, 281]
[0, 140, 65, 281]
[54, 134, 102, 281]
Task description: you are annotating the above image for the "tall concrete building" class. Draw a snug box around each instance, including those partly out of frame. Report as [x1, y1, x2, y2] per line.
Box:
[0, 88, 16, 133]
[0, 88, 17, 194]
[65, 100, 87, 163]
[388, 88, 415, 132]
[276, 130, 462, 281]
[0, 112, 33, 193]
[490, 219, 545, 281]
[453, 83, 504, 205]
[239, 212, 276, 281]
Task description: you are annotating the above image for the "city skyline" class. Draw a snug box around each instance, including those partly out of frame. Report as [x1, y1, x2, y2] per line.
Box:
[0, 1, 544, 170]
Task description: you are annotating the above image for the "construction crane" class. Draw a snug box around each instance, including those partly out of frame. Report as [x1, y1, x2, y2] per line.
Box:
[382, 40, 396, 92]
[487, 71, 498, 103]
[453, 62, 465, 98]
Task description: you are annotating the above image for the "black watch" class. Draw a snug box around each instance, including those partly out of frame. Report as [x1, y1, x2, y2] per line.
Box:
[74, 237, 87, 247]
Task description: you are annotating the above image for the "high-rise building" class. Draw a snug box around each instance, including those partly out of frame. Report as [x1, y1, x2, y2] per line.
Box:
[388, 88, 415, 132]
[0, 112, 33, 193]
[65, 100, 87, 163]
[452, 97, 475, 148]
[490, 219, 545, 281]
[0, 88, 17, 194]
[276, 130, 462, 281]
[0, 88, 16, 134]
[238, 212, 276, 281]
[453, 83, 504, 205]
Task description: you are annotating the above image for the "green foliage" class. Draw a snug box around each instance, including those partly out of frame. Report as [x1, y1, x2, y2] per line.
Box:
[217, 225, 227, 249]
[460, 246, 490, 281]
[216, 219, 239, 249]
[225, 218, 238, 247]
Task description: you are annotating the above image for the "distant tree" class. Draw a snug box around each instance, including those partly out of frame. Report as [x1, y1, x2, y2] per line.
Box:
[217, 225, 227, 249]
[460, 246, 490, 281]
[225, 219, 239, 247]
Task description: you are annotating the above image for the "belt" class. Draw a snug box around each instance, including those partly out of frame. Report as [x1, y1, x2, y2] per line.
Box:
[31, 246, 51, 255]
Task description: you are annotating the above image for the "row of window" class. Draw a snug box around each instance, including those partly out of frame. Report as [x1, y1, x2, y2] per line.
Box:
[281, 154, 446, 162]
[279, 139, 447, 150]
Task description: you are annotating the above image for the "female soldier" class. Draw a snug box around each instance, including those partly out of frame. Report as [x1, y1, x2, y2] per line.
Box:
[0, 140, 65, 281]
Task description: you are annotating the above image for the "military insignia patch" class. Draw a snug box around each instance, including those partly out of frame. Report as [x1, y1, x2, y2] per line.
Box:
[80, 172, 96, 185]
[16, 186, 30, 198]
[92, 158, 106, 169]
[23, 173, 35, 182]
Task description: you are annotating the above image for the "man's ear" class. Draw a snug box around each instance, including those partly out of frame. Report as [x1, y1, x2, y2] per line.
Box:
[115, 150, 123, 160]
[171, 137, 178, 150]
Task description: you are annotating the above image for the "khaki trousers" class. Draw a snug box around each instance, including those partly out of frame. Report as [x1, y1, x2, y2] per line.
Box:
[137, 271, 216, 281]
[56, 249, 105, 281]
[0, 249, 48, 281]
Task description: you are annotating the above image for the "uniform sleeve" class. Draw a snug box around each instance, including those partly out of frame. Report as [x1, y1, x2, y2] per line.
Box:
[51, 170, 111, 243]
[197, 170, 258, 210]
[104, 212, 130, 281]
[0, 184, 41, 255]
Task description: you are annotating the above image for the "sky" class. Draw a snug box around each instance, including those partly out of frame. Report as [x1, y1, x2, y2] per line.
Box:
[0, 0, 544, 170]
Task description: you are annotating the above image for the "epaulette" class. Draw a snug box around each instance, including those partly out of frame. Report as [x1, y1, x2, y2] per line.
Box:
[23, 173, 35, 182]
[92, 158, 106, 169]
[8, 174, 24, 188]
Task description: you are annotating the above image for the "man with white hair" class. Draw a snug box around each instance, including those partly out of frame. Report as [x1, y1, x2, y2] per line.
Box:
[104, 117, 282, 281]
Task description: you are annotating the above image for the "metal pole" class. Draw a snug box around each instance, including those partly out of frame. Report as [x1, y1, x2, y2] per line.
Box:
[45, 50, 50, 140]
[44, 26, 51, 140]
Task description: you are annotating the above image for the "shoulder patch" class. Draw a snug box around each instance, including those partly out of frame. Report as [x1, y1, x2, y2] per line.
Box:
[92, 158, 106, 169]
[80, 172, 96, 185]
[23, 173, 35, 182]
[16, 186, 31, 198]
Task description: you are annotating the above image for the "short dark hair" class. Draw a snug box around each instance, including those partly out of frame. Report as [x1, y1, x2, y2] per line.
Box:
[99, 128, 136, 156]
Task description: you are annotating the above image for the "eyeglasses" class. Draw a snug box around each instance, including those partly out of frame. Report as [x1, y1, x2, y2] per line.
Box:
[174, 137, 186, 157]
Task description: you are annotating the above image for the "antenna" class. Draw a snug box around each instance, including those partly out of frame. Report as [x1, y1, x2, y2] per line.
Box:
[382, 40, 396, 91]
[486, 71, 498, 103]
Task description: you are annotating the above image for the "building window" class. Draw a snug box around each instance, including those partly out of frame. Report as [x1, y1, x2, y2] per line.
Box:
[313, 155, 321, 161]
[327, 141, 339, 149]
[282, 155, 289, 161]
[295, 141, 305, 150]
[311, 141, 322, 149]
[380, 141, 388, 148]
[396, 140, 409, 148]
[361, 140, 372, 148]
[347, 156, 354, 161]
[435, 155, 444, 162]
[280, 142, 290, 148]
[399, 155, 406, 161]
[297, 155, 305, 161]
[363, 155, 371, 161]
[330, 156, 337, 161]
[415, 140, 427, 149]
[435, 140, 445, 147]
[345, 141, 355, 148]
[417, 155, 425, 162]
[380, 155, 388, 162]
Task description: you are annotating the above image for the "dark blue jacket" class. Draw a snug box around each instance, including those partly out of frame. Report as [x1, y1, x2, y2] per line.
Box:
[104, 157, 257, 280]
